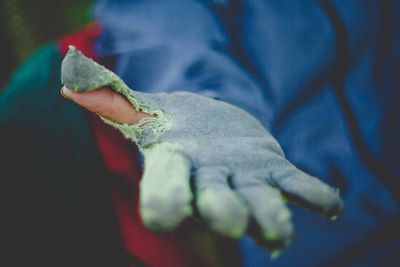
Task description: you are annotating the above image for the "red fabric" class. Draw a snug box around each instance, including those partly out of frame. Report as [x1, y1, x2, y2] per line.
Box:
[59, 25, 193, 267]
[88, 114, 191, 267]
[59, 23, 101, 60]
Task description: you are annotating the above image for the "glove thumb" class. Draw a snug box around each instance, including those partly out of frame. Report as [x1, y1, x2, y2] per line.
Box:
[61, 86, 151, 124]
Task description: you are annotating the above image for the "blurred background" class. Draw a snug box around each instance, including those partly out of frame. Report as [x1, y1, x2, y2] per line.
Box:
[0, 1, 399, 266]
[0, 0, 94, 89]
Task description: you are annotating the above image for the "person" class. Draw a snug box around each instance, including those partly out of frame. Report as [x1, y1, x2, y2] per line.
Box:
[1, 1, 399, 266]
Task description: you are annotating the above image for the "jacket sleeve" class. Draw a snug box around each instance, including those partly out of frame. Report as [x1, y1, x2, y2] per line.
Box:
[94, 0, 274, 128]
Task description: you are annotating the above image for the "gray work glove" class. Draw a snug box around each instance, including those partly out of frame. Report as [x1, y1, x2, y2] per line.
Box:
[62, 46, 343, 249]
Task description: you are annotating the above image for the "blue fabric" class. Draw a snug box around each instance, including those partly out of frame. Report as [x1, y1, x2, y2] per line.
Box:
[94, 0, 400, 266]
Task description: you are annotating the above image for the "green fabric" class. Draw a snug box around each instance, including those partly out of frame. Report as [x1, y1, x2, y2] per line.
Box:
[1, 45, 86, 133]
[0, 45, 99, 202]
[0, 44, 131, 266]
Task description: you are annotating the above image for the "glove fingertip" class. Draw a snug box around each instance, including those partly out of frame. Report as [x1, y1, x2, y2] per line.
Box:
[196, 187, 249, 238]
[61, 45, 113, 92]
[323, 189, 344, 218]
[140, 196, 193, 232]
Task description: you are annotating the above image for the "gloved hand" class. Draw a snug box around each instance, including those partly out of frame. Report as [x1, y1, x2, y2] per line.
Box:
[61, 46, 343, 249]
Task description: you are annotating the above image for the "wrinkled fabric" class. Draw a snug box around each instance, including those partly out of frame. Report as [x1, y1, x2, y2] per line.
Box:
[94, 0, 400, 266]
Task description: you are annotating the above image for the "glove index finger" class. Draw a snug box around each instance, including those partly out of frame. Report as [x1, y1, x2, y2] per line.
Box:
[140, 142, 193, 232]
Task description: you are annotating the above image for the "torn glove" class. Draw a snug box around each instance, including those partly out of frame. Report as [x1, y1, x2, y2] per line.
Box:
[61, 46, 343, 248]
